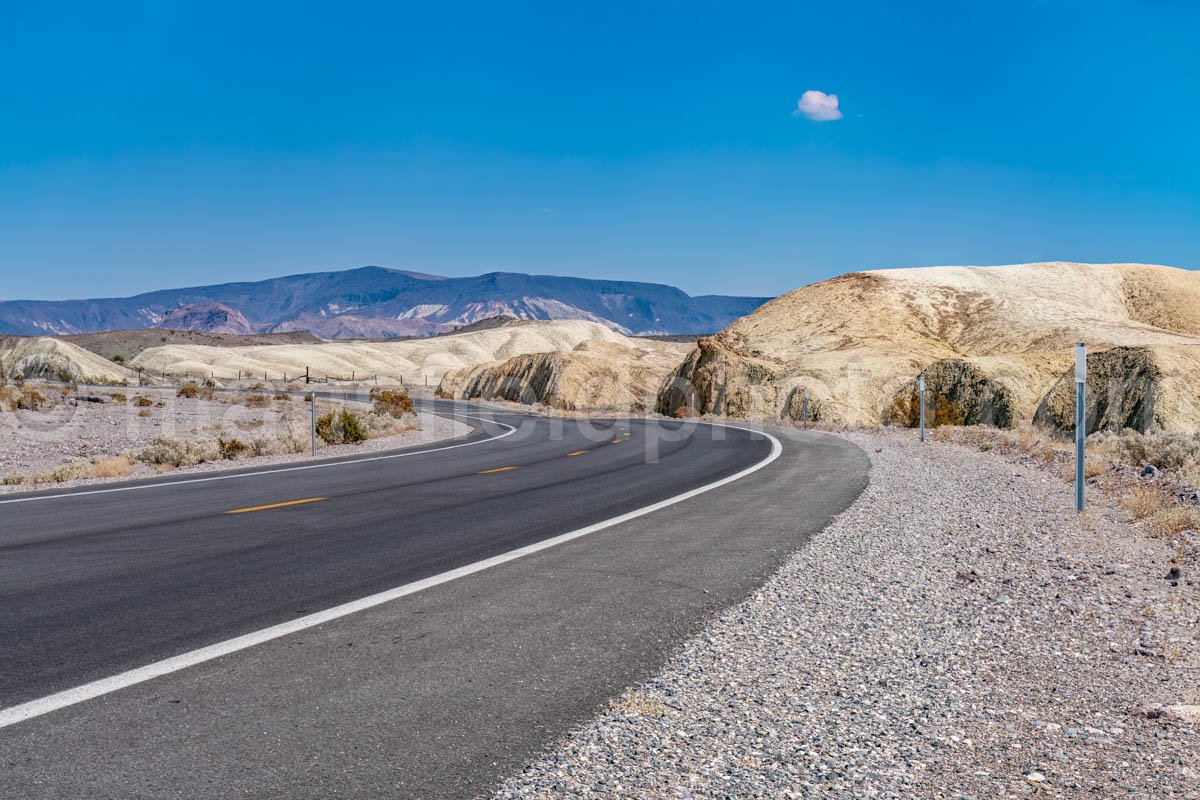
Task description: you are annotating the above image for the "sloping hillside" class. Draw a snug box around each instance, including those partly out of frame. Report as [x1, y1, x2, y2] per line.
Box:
[0, 338, 140, 384]
[656, 262, 1200, 432]
[130, 320, 635, 384]
[0, 267, 769, 338]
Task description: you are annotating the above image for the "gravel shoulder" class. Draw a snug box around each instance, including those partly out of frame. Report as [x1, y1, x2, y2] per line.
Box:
[494, 428, 1199, 799]
[0, 386, 469, 494]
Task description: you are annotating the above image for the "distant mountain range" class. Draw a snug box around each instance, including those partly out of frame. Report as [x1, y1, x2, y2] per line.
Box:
[0, 267, 770, 339]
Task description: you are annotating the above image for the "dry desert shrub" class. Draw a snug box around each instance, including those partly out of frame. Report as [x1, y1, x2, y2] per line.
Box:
[131, 395, 154, 407]
[1089, 429, 1200, 475]
[109, 392, 127, 404]
[218, 438, 249, 460]
[176, 381, 215, 400]
[92, 456, 133, 478]
[370, 388, 413, 418]
[136, 436, 220, 468]
[275, 424, 311, 454]
[1060, 458, 1107, 483]
[16, 387, 45, 411]
[243, 393, 272, 409]
[1149, 506, 1200, 538]
[1120, 485, 1168, 521]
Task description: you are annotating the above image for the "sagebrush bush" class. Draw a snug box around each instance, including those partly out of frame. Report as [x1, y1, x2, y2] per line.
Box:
[136, 437, 220, 467]
[1119, 485, 1167, 521]
[16, 388, 45, 411]
[218, 438, 249, 460]
[177, 381, 215, 400]
[243, 393, 272, 409]
[1150, 506, 1200, 538]
[1089, 429, 1200, 474]
[316, 410, 369, 445]
[370, 388, 414, 418]
[132, 395, 154, 408]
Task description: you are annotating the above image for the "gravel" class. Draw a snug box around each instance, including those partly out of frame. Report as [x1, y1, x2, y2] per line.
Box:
[492, 428, 1199, 799]
[0, 386, 470, 493]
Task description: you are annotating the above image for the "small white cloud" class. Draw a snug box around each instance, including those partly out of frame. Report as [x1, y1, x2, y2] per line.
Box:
[793, 90, 843, 122]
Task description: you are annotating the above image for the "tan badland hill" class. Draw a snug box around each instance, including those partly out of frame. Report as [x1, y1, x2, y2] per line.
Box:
[656, 262, 1200, 431]
[0, 337, 140, 384]
[130, 320, 640, 385]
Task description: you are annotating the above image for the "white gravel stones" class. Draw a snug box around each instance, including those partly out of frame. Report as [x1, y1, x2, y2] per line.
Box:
[493, 429, 1199, 799]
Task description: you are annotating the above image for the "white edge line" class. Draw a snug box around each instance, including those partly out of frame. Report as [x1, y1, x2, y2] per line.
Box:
[0, 423, 782, 730]
[0, 413, 515, 506]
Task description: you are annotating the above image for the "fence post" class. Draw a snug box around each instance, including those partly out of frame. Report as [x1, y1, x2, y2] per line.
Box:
[918, 374, 926, 442]
[311, 389, 317, 458]
[802, 388, 809, 430]
[1075, 342, 1086, 512]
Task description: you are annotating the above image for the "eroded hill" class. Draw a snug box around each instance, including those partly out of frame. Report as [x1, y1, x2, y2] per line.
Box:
[656, 262, 1200, 432]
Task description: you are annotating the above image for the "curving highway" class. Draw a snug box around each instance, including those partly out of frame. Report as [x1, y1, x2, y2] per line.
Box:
[0, 400, 869, 799]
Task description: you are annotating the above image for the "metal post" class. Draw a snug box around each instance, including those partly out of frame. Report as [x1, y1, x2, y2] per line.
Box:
[918, 374, 926, 442]
[1075, 342, 1086, 512]
[690, 391, 696, 416]
[310, 389, 317, 458]
[802, 388, 809, 430]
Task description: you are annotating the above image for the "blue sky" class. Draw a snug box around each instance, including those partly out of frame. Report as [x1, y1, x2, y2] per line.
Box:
[2, 1, 1197, 300]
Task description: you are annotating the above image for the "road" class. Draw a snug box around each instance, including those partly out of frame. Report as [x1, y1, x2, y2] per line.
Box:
[0, 401, 869, 799]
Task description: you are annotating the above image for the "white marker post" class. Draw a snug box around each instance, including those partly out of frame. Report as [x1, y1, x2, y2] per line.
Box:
[918, 374, 926, 442]
[1075, 342, 1086, 512]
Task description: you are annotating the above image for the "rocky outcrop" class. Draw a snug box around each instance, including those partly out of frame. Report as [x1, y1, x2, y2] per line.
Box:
[884, 359, 1015, 428]
[656, 334, 783, 418]
[1034, 347, 1162, 434]
[441, 339, 692, 411]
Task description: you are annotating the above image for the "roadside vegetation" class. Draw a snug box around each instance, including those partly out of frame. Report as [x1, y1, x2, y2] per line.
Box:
[0, 383, 422, 487]
[932, 423, 1200, 547]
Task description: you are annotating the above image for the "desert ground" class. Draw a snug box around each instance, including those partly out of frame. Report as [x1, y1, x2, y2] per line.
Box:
[0, 383, 467, 493]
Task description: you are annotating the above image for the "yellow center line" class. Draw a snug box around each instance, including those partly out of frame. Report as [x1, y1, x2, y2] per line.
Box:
[611, 439, 623, 444]
[479, 466, 519, 474]
[225, 497, 326, 514]
[566, 450, 589, 456]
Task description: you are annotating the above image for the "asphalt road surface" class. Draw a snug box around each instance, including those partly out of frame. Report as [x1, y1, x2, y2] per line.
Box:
[0, 401, 869, 799]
